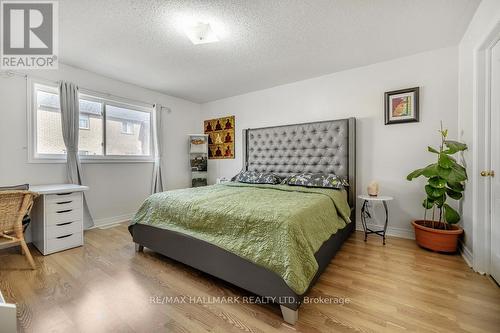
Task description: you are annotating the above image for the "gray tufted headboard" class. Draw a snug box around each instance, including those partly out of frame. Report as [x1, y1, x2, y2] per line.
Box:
[242, 118, 356, 211]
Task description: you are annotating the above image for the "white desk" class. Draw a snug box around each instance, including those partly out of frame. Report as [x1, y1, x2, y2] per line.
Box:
[30, 184, 89, 195]
[30, 184, 88, 255]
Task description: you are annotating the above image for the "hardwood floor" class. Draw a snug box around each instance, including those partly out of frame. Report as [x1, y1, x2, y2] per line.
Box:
[0, 223, 499, 333]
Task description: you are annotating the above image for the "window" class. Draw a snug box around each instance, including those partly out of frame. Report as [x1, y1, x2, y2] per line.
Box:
[78, 98, 104, 156]
[121, 121, 134, 134]
[30, 81, 153, 162]
[79, 115, 90, 129]
[35, 86, 65, 155]
[106, 105, 150, 156]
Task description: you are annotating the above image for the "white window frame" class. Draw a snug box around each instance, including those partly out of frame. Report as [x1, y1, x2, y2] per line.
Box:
[27, 78, 155, 163]
[79, 114, 90, 130]
[121, 120, 134, 135]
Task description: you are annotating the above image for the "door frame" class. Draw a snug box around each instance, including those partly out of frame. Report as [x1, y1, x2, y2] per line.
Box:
[472, 21, 500, 274]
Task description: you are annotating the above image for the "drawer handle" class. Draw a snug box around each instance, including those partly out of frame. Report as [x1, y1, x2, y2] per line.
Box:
[56, 201, 73, 205]
[56, 192, 73, 196]
[56, 234, 73, 239]
[56, 222, 73, 226]
[56, 209, 73, 214]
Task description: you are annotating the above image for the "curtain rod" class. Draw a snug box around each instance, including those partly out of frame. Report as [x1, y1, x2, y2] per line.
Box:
[0, 70, 171, 112]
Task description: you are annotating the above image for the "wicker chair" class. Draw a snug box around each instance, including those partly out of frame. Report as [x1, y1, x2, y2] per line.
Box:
[0, 190, 38, 269]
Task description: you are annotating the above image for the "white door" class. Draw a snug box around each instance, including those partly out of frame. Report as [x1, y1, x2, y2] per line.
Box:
[490, 40, 500, 283]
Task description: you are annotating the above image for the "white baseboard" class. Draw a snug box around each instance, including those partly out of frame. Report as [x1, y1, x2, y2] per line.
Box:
[356, 222, 415, 240]
[459, 240, 473, 268]
[356, 223, 475, 267]
[89, 213, 135, 229]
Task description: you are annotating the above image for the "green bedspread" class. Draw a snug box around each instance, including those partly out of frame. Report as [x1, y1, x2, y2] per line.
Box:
[131, 182, 351, 295]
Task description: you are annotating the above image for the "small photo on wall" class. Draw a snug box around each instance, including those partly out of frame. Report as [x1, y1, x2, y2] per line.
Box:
[384, 87, 419, 125]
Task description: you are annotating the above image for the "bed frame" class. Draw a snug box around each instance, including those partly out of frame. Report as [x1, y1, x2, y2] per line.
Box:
[130, 118, 356, 324]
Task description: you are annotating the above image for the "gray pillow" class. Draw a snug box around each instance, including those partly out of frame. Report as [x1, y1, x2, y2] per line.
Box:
[0, 184, 29, 191]
[283, 173, 348, 189]
[231, 171, 282, 185]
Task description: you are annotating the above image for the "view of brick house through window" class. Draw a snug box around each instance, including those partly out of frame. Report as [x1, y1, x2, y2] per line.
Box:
[34, 84, 151, 158]
[79, 114, 90, 130]
[121, 121, 134, 134]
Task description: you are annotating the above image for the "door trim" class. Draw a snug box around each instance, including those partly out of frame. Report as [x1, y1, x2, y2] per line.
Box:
[472, 21, 500, 274]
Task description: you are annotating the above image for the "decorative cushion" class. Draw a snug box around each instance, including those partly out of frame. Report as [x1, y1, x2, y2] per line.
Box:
[283, 173, 348, 189]
[231, 170, 282, 185]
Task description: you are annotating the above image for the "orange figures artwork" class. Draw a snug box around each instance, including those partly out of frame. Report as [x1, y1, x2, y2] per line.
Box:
[204, 116, 235, 159]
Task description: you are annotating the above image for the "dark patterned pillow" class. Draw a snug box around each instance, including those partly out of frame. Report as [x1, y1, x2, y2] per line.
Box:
[231, 170, 282, 185]
[283, 173, 348, 189]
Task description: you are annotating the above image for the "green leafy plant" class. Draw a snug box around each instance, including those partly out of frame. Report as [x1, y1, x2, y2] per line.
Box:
[406, 123, 468, 229]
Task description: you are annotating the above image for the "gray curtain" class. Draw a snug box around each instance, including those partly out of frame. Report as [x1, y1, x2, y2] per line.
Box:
[151, 104, 164, 193]
[59, 81, 94, 228]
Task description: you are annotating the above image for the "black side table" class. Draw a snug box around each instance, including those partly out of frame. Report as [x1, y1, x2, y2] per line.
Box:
[358, 195, 393, 245]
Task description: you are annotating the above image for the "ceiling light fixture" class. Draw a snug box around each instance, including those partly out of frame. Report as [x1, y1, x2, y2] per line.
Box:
[184, 22, 219, 45]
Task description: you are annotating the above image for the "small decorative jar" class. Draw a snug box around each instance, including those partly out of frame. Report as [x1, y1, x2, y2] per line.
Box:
[367, 181, 379, 196]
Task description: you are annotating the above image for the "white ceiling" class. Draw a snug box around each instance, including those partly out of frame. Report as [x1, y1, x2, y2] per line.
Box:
[60, 0, 480, 103]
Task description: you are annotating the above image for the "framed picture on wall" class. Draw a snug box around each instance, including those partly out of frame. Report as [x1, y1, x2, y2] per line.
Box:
[384, 87, 419, 125]
[204, 116, 235, 159]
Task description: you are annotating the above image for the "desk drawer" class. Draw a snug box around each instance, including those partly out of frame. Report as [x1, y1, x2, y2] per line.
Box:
[46, 232, 82, 254]
[47, 198, 82, 213]
[47, 220, 82, 239]
[46, 209, 82, 226]
[46, 192, 82, 205]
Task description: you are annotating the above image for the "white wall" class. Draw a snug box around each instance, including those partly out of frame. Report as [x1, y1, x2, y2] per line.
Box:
[0, 44, 465, 241]
[458, 0, 500, 254]
[0, 64, 201, 228]
[200, 47, 459, 237]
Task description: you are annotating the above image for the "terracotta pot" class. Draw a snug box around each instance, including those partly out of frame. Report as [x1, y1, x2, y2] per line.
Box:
[411, 220, 463, 253]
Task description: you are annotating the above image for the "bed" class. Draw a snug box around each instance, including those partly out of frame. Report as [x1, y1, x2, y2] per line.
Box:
[129, 118, 356, 324]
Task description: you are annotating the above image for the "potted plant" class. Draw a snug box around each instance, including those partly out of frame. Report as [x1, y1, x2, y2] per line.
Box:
[406, 124, 467, 252]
